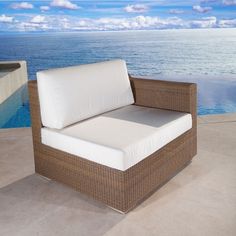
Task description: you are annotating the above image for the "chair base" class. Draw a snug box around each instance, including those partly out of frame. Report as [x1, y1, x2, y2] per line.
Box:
[33, 129, 196, 213]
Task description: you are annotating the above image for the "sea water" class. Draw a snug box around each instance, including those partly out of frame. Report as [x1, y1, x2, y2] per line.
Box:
[0, 28, 236, 127]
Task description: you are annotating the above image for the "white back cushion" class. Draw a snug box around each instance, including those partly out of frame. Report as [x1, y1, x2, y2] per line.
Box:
[37, 60, 134, 129]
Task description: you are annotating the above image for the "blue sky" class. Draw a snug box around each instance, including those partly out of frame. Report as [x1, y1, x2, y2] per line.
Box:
[0, 0, 236, 31]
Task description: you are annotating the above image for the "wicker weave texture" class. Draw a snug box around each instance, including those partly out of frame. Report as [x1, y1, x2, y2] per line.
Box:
[28, 77, 197, 213]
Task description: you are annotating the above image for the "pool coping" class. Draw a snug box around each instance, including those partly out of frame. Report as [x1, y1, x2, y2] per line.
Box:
[198, 112, 236, 124]
[0, 61, 27, 104]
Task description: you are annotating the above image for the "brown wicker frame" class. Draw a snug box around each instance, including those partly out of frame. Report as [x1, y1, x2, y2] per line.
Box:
[28, 76, 197, 213]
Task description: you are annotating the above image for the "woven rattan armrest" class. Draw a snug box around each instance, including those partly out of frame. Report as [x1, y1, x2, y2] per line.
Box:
[130, 76, 197, 127]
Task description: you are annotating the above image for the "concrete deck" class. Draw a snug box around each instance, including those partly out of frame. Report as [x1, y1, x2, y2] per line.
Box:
[0, 113, 236, 236]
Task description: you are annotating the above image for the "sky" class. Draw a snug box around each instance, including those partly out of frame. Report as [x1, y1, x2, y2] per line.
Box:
[0, 0, 236, 32]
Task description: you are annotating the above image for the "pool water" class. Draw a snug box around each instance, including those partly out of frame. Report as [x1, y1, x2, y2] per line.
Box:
[2, 102, 30, 128]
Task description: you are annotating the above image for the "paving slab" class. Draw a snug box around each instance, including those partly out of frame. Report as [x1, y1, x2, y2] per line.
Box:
[0, 113, 236, 236]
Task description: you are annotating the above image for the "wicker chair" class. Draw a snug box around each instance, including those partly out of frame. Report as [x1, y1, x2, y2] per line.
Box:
[28, 60, 197, 213]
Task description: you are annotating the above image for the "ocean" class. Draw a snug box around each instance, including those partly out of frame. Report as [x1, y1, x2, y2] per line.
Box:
[0, 28, 236, 128]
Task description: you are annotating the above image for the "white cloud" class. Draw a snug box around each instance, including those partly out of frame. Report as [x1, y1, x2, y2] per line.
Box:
[218, 19, 236, 27]
[200, 0, 218, 3]
[191, 16, 217, 28]
[124, 4, 149, 13]
[59, 16, 187, 31]
[11, 2, 34, 10]
[31, 15, 46, 24]
[50, 0, 80, 10]
[169, 9, 184, 14]
[222, 0, 236, 5]
[0, 14, 14, 23]
[15, 16, 49, 31]
[4, 14, 236, 32]
[17, 22, 50, 31]
[193, 5, 212, 13]
[40, 6, 50, 11]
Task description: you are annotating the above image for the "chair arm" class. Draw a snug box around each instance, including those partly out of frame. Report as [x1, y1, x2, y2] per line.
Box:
[28, 80, 42, 143]
[130, 76, 197, 127]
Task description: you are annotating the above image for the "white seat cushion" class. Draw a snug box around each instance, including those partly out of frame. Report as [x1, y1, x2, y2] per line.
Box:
[41, 105, 192, 171]
[37, 59, 134, 129]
